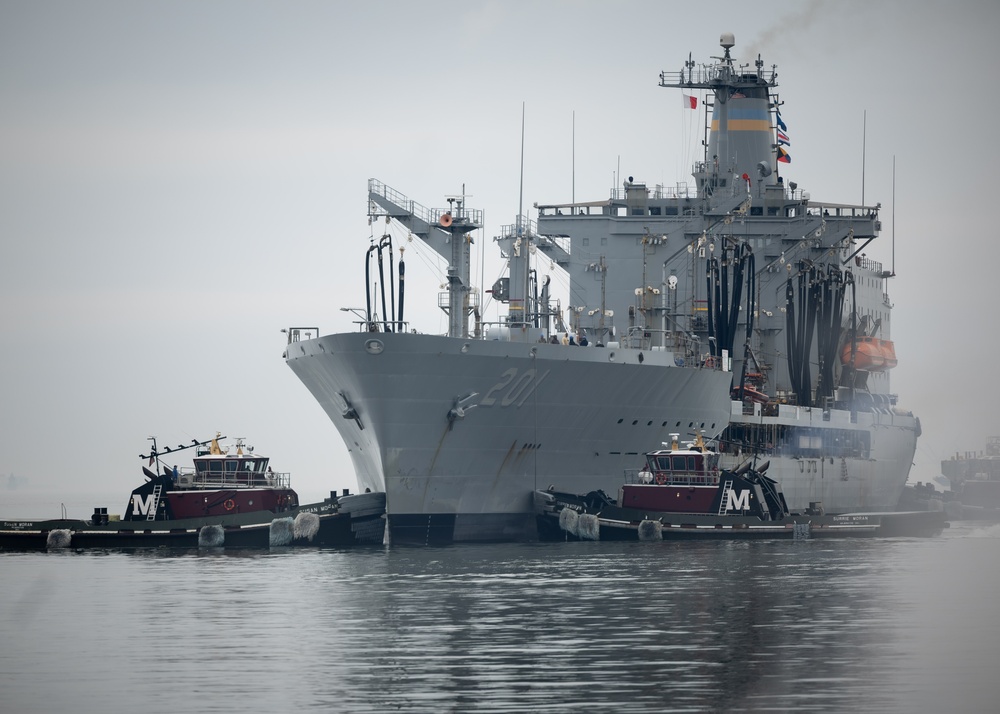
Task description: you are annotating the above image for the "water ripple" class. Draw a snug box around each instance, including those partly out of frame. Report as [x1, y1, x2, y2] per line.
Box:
[1, 527, 998, 712]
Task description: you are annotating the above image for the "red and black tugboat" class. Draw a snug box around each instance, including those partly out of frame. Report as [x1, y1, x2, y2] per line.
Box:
[0, 434, 386, 550]
[131, 433, 300, 522]
[535, 434, 946, 541]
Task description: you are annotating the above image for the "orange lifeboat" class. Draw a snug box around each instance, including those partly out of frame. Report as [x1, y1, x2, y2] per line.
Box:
[879, 340, 898, 370]
[841, 336, 896, 371]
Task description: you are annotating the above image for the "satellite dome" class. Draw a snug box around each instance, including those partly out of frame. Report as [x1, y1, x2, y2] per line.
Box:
[720, 32, 735, 50]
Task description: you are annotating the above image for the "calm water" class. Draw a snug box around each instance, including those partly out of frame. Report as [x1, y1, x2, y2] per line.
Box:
[2, 521, 999, 713]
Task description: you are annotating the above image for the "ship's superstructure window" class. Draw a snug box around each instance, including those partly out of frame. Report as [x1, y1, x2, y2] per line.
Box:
[721, 424, 871, 459]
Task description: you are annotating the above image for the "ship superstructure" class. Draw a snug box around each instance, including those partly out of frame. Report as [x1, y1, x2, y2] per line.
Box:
[285, 33, 918, 542]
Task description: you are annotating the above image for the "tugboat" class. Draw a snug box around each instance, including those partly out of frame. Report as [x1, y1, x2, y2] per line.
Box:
[0, 434, 386, 550]
[535, 435, 946, 541]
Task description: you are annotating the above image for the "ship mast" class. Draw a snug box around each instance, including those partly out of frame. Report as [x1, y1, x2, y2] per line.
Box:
[368, 179, 482, 338]
[659, 32, 780, 200]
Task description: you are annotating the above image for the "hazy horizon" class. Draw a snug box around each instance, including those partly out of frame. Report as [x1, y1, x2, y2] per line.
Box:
[2, 0, 997, 512]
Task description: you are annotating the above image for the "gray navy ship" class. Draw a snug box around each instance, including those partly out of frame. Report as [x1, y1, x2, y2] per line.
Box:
[285, 33, 918, 543]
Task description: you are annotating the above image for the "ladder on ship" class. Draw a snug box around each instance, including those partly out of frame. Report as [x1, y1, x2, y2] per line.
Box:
[147, 484, 162, 521]
[717, 479, 734, 515]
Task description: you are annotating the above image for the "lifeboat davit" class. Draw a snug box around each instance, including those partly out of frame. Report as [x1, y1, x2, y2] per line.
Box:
[733, 385, 770, 404]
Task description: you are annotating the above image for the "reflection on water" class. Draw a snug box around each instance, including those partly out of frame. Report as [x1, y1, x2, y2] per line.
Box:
[2, 522, 999, 713]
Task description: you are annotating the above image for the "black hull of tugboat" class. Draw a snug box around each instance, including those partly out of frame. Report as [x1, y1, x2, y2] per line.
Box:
[534, 491, 948, 541]
[0, 493, 386, 551]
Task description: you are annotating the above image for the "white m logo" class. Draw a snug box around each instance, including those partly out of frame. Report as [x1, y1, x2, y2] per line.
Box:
[726, 488, 751, 511]
[132, 494, 155, 516]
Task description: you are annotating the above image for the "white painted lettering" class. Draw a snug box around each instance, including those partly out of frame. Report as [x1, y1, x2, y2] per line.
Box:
[481, 368, 552, 409]
[502, 370, 536, 406]
[480, 368, 517, 406]
[132, 493, 155, 516]
[515, 369, 549, 407]
[727, 488, 751, 511]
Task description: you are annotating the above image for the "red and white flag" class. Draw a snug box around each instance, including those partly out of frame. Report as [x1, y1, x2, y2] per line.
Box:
[683, 94, 698, 109]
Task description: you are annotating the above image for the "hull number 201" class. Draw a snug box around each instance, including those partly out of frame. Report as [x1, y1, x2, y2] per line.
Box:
[480, 368, 550, 408]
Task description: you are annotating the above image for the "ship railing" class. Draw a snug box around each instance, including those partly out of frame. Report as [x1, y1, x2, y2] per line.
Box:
[500, 216, 537, 238]
[621, 326, 702, 362]
[609, 183, 694, 201]
[623, 468, 642, 484]
[176, 468, 292, 490]
[283, 326, 319, 344]
[368, 178, 483, 228]
[805, 203, 879, 220]
[438, 291, 480, 310]
[622, 467, 719, 486]
[851, 254, 884, 274]
[500, 217, 571, 257]
[369, 178, 435, 225]
[659, 64, 776, 88]
[339, 319, 409, 333]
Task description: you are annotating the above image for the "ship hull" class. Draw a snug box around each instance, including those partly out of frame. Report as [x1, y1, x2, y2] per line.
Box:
[720, 403, 919, 513]
[286, 332, 735, 543]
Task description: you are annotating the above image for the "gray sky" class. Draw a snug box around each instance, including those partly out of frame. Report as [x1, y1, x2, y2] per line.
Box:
[2, 0, 997, 513]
